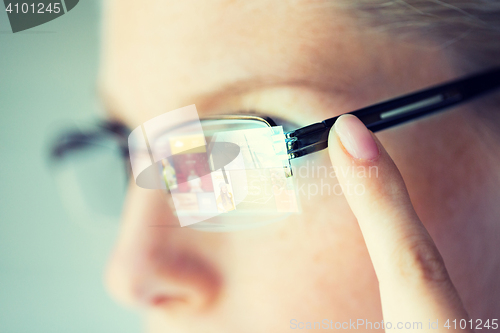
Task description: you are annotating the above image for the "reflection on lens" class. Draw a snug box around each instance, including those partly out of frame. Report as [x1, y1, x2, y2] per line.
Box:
[152, 118, 301, 231]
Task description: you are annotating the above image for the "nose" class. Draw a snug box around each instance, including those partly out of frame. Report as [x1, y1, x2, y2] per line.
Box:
[105, 185, 222, 312]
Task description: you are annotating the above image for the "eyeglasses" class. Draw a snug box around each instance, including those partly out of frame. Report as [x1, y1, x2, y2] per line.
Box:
[49, 67, 500, 229]
[286, 67, 500, 159]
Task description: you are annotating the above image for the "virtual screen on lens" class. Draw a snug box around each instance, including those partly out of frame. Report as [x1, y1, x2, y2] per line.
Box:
[163, 126, 299, 220]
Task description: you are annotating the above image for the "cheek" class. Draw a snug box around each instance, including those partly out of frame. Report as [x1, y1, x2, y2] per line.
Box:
[375, 115, 498, 307]
[378, 116, 473, 226]
[220, 219, 381, 324]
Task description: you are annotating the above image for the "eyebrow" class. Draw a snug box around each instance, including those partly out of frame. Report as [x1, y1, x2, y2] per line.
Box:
[211, 76, 349, 94]
[98, 71, 354, 128]
[192, 75, 353, 111]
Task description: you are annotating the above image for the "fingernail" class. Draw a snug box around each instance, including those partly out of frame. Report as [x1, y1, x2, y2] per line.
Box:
[334, 114, 379, 160]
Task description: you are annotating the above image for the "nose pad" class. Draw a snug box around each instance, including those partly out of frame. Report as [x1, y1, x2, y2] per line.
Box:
[105, 184, 222, 312]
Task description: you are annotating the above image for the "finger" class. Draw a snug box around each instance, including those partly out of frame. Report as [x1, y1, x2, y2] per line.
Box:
[328, 114, 471, 330]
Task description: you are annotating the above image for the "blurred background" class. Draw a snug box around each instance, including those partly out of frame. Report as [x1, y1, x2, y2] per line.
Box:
[0, 2, 141, 332]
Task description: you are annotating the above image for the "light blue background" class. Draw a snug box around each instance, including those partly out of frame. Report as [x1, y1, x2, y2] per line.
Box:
[0, 2, 141, 332]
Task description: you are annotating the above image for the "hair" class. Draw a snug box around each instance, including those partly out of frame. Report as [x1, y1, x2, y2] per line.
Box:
[327, 0, 500, 72]
[318, 0, 500, 136]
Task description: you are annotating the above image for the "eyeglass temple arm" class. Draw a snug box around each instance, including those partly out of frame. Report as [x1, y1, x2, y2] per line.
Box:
[285, 67, 500, 159]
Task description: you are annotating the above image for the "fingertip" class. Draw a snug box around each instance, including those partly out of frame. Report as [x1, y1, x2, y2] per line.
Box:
[333, 115, 380, 161]
[327, 114, 412, 217]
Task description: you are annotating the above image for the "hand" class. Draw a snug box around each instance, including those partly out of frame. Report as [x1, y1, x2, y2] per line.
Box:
[328, 115, 472, 332]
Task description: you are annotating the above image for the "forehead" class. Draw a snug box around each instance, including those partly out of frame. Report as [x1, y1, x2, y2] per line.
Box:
[98, 0, 406, 126]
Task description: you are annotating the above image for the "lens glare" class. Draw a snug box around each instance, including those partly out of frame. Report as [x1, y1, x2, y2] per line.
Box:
[150, 118, 300, 230]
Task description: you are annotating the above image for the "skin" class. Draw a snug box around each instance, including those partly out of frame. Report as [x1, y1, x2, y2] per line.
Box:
[99, 0, 500, 332]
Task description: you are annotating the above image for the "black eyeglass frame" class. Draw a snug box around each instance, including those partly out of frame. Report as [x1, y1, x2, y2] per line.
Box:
[51, 67, 500, 166]
[285, 67, 500, 159]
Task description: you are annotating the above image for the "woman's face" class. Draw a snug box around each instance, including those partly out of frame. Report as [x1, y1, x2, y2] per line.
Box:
[100, 1, 500, 332]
